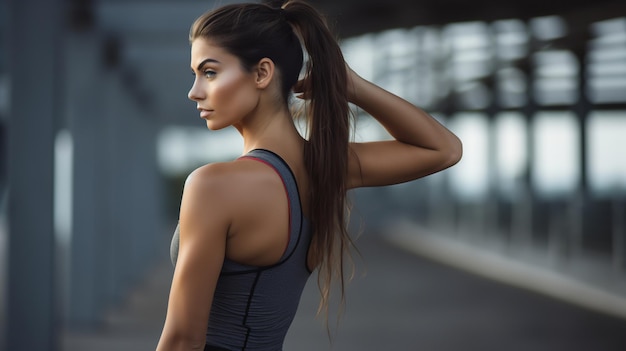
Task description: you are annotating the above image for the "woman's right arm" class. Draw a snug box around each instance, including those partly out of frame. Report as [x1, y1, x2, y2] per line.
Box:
[346, 67, 462, 188]
[157, 165, 230, 351]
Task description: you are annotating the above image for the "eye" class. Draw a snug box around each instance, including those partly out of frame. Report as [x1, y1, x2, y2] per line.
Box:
[203, 70, 217, 79]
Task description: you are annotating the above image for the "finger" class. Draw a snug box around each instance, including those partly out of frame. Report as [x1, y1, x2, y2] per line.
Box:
[294, 91, 311, 100]
[293, 79, 306, 93]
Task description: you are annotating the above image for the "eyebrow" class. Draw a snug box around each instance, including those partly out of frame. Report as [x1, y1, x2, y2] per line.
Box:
[195, 58, 220, 71]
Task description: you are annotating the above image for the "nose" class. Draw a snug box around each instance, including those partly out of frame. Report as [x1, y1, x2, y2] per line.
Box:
[188, 78, 205, 102]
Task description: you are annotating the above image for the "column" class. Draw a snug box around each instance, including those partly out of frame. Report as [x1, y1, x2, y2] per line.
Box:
[5, 0, 62, 349]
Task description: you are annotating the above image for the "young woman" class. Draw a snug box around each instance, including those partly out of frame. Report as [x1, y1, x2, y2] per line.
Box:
[157, 1, 462, 350]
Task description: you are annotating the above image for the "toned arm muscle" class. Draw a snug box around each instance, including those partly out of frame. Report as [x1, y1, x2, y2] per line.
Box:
[347, 68, 462, 189]
[157, 165, 231, 351]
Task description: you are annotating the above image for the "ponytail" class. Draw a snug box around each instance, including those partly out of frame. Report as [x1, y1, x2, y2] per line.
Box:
[282, 0, 355, 326]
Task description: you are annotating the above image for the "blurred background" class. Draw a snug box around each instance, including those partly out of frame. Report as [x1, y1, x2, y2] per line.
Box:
[2, 0, 626, 350]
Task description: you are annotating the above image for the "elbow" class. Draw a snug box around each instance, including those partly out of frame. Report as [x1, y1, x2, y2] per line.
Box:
[443, 137, 463, 168]
[452, 138, 463, 164]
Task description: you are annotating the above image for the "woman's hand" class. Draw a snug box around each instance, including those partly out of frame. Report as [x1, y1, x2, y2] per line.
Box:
[293, 73, 311, 100]
[293, 63, 358, 102]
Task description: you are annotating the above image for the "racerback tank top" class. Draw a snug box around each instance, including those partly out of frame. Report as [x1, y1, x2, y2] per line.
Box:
[170, 149, 313, 351]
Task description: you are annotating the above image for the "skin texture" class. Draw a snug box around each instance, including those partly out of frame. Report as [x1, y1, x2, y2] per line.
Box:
[156, 38, 462, 350]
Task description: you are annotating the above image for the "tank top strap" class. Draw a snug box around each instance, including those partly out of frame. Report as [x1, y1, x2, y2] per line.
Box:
[237, 148, 304, 266]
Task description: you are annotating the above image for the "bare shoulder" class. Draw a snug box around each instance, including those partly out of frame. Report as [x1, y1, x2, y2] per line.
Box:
[182, 163, 233, 207]
[183, 159, 284, 211]
[182, 158, 289, 265]
[190, 158, 281, 186]
[226, 157, 287, 200]
[185, 162, 236, 192]
[179, 163, 239, 234]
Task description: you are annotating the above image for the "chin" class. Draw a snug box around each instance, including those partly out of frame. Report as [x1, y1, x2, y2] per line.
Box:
[205, 120, 229, 131]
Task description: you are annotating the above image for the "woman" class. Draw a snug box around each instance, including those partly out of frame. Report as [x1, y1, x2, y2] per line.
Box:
[157, 1, 462, 350]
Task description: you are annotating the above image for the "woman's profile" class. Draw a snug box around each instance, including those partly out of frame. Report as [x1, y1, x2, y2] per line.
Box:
[157, 1, 462, 350]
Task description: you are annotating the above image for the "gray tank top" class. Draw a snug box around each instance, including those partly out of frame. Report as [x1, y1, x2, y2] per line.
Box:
[170, 149, 313, 351]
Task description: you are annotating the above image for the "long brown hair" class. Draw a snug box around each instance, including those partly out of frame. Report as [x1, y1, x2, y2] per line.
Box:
[189, 0, 354, 324]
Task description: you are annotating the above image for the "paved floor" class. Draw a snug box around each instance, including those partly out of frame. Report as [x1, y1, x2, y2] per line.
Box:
[62, 231, 626, 351]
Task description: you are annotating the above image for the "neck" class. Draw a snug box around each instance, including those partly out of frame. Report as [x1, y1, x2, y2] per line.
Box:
[236, 103, 303, 155]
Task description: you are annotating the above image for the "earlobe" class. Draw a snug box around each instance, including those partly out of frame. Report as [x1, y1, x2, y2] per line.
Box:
[255, 58, 275, 89]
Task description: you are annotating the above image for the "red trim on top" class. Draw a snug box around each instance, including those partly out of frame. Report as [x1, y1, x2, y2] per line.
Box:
[239, 156, 292, 257]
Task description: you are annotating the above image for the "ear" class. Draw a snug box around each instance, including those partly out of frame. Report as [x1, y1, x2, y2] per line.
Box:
[255, 58, 275, 89]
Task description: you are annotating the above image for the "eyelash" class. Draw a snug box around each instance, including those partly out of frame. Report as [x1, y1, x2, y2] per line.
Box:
[191, 69, 217, 79]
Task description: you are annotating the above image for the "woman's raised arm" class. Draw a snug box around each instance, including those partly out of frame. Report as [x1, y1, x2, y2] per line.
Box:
[346, 67, 462, 189]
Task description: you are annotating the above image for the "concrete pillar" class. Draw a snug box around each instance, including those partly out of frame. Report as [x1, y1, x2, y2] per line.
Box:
[99, 65, 164, 310]
[62, 17, 165, 331]
[98, 69, 133, 307]
[65, 31, 109, 327]
[5, 0, 62, 349]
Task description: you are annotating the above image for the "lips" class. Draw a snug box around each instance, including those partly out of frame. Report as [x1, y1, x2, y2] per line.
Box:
[198, 108, 213, 119]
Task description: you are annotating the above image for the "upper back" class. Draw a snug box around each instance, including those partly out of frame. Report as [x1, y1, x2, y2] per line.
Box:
[170, 149, 313, 350]
[207, 149, 313, 350]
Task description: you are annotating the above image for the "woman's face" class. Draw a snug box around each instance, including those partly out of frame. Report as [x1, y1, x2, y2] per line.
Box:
[188, 38, 260, 130]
